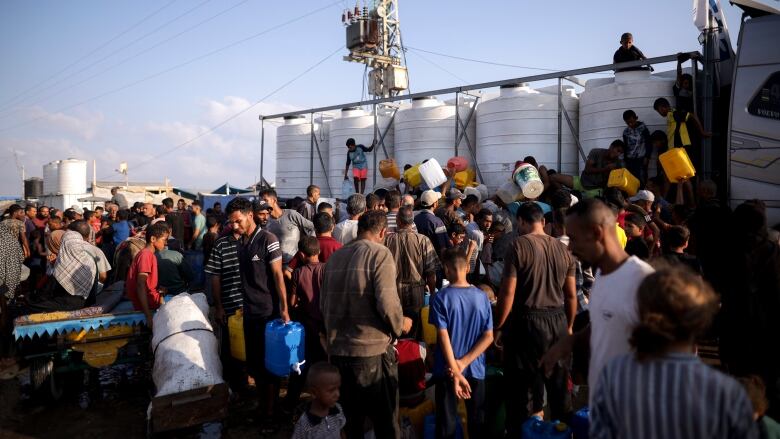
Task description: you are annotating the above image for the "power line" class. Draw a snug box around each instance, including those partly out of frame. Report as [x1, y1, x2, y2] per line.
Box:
[98, 44, 344, 179]
[0, 0, 343, 134]
[406, 50, 470, 84]
[0, 0, 218, 118]
[406, 46, 561, 72]
[0, 0, 179, 112]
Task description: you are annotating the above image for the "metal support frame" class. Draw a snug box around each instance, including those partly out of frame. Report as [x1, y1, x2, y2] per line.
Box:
[260, 52, 704, 190]
[308, 115, 333, 197]
[260, 53, 699, 121]
[453, 93, 482, 182]
[557, 78, 563, 171]
[701, 10, 715, 178]
[260, 119, 265, 189]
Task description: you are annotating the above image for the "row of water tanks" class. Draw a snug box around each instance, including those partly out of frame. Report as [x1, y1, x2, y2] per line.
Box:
[42, 159, 88, 195]
[275, 70, 676, 197]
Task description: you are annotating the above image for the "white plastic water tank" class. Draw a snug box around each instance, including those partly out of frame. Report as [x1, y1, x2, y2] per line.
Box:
[476, 83, 580, 192]
[328, 107, 394, 195]
[275, 116, 330, 199]
[579, 70, 674, 173]
[43, 160, 60, 195]
[57, 159, 87, 194]
[394, 96, 476, 171]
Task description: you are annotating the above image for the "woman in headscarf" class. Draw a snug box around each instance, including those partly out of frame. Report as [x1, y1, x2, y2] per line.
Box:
[29, 230, 111, 312]
[0, 223, 25, 301]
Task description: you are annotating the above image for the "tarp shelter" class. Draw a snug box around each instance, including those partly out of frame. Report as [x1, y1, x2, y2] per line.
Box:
[172, 188, 198, 200]
[211, 183, 253, 195]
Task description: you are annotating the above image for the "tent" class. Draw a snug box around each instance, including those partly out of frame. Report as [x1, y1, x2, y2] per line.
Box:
[210, 183, 253, 195]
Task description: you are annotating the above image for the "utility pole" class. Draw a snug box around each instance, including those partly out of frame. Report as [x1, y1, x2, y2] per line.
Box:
[342, 0, 408, 98]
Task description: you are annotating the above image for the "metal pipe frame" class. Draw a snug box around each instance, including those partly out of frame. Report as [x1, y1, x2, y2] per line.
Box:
[259, 52, 700, 121]
[309, 115, 333, 197]
[557, 77, 563, 171]
[454, 94, 482, 182]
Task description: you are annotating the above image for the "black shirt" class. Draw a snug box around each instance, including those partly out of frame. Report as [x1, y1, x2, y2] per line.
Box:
[662, 251, 703, 275]
[613, 46, 651, 72]
[238, 226, 283, 317]
[165, 212, 185, 243]
[625, 237, 650, 260]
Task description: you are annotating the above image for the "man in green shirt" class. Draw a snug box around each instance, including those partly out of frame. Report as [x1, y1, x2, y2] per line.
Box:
[156, 247, 194, 294]
[191, 201, 207, 250]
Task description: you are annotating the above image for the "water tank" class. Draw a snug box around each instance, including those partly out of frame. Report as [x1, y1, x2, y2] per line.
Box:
[579, 70, 674, 172]
[394, 96, 476, 171]
[43, 160, 60, 195]
[24, 177, 43, 199]
[275, 116, 329, 199]
[476, 83, 580, 192]
[58, 158, 87, 194]
[328, 106, 394, 195]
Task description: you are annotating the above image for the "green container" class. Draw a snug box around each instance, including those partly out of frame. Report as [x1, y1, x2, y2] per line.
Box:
[485, 366, 506, 438]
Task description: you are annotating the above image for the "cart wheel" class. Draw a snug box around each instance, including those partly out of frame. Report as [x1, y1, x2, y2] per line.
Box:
[29, 357, 63, 401]
[48, 368, 64, 401]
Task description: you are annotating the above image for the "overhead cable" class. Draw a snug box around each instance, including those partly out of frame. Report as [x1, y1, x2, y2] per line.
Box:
[0, 0, 343, 134]
[99, 44, 344, 178]
[0, 0, 179, 111]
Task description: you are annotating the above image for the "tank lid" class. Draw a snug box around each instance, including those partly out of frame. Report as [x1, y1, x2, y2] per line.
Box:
[411, 96, 436, 101]
[341, 106, 362, 111]
[25, 177, 43, 181]
[499, 82, 529, 89]
[283, 115, 306, 120]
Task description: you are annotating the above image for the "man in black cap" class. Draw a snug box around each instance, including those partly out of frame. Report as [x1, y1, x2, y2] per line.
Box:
[435, 188, 466, 231]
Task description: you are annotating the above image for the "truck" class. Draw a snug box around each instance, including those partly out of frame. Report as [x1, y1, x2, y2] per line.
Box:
[728, 1, 780, 224]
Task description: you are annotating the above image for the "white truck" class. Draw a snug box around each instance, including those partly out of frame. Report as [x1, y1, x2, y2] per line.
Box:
[728, 2, 780, 224]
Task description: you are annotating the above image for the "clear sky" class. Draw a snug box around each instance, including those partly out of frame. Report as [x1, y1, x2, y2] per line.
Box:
[0, 0, 743, 196]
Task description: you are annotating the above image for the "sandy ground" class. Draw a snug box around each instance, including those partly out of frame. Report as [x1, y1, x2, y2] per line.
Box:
[0, 368, 294, 439]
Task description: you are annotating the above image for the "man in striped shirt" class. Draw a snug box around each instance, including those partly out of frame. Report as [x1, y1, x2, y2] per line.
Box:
[205, 221, 244, 389]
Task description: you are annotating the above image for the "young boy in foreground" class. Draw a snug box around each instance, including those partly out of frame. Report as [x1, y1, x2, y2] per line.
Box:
[429, 248, 493, 439]
[291, 362, 346, 439]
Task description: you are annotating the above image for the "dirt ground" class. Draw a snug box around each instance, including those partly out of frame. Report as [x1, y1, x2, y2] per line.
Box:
[0, 369, 294, 439]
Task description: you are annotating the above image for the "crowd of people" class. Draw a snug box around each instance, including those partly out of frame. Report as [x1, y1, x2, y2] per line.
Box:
[0, 34, 778, 439]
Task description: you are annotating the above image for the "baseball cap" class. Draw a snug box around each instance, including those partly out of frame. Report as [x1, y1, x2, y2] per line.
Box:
[446, 188, 466, 201]
[70, 205, 84, 215]
[252, 199, 272, 212]
[629, 190, 655, 203]
[420, 190, 440, 208]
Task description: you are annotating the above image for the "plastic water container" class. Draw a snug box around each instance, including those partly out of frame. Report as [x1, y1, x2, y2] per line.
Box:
[464, 186, 481, 202]
[341, 178, 354, 200]
[486, 366, 506, 438]
[659, 147, 696, 183]
[572, 407, 589, 439]
[400, 398, 434, 439]
[607, 168, 640, 196]
[521, 416, 572, 439]
[420, 306, 437, 346]
[419, 159, 448, 189]
[228, 309, 246, 361]
[264, 320, 305, 377]
[404, 164, 423, 188]
[183, 250, 205, 290]
[497, 181, 524, 205]
[512, 163, 545, 199]
[379, 158, 401, 180]
[447, 156, 469, 172]
[475, 184, 489, 203]
[454, 168, 476, 190]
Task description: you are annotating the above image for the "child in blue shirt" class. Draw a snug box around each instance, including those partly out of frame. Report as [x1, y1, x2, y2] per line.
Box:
[429, 247, 494, 439]
[343, 137, 375, 195]
[112, 209, 131, 247]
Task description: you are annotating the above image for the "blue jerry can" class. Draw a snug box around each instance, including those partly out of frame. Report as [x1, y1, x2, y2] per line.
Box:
[571, 407, 589, 439]
[521, 416, 572, 439]
[264, 319, 305, 377]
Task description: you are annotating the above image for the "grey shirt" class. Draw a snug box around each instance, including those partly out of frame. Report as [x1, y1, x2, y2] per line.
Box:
[266, 209, 315, 264]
